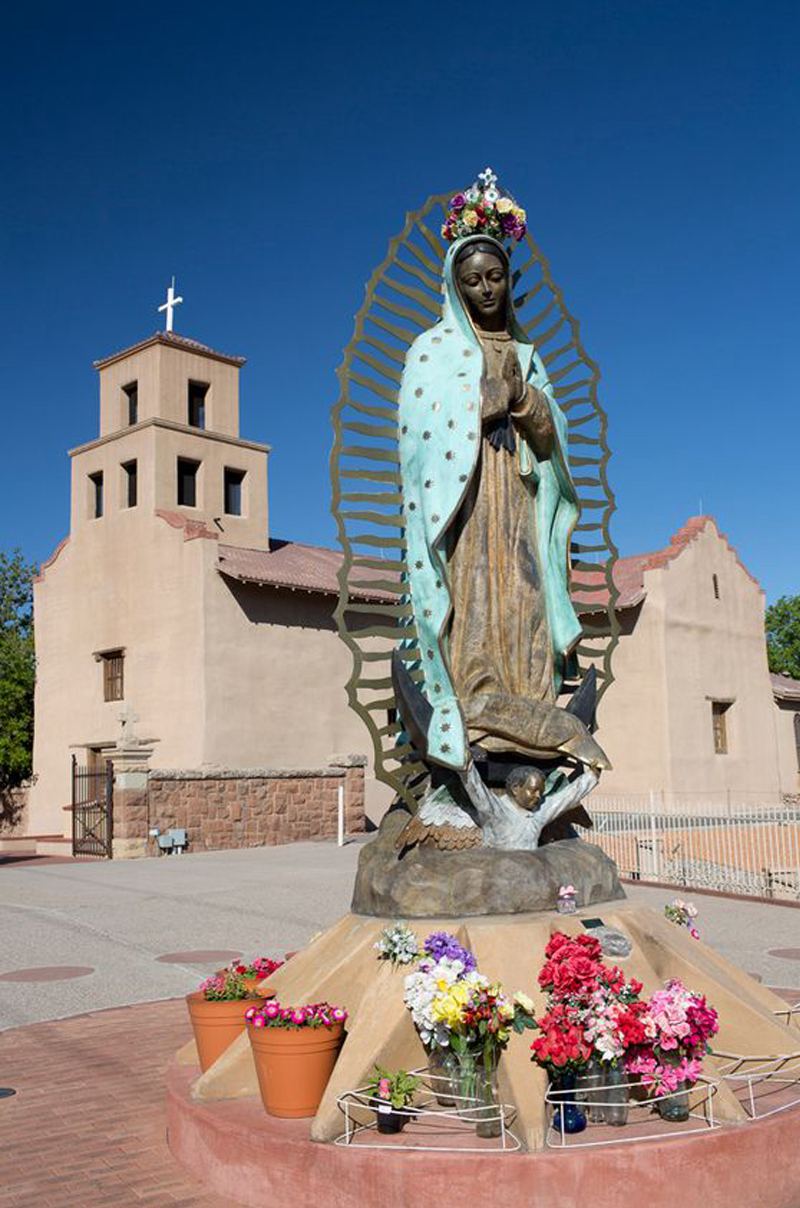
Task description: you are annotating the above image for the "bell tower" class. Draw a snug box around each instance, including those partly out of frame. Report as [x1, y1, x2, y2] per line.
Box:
[68, 292, 270, 549]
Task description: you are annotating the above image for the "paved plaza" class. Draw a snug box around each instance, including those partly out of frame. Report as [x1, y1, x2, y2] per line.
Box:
[0, 842, 799, 1205]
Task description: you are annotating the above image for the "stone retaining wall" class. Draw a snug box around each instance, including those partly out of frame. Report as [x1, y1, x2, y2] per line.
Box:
[113, 756, 367, 857]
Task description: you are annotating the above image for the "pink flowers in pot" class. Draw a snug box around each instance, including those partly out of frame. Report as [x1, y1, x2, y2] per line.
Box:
[245, 1001, 348, 1029]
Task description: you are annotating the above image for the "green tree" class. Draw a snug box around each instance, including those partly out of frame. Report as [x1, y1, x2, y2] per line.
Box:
[766, 594, 800, 681]
[0, 549, 36, 790]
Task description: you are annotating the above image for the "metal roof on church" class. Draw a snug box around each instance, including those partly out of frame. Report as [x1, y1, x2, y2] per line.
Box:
[93, 330, 247, 369]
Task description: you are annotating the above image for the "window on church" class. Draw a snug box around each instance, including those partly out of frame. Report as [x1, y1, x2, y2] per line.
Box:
[89, 471, 104, 519]
[123, 382, 138, 426]
[188, 381, 208, 429]
[711, 701, 731, 754]
[224, 467, 245, 516]
[100, 650, 124, 702]
[712, 573, 720, 600]
[122, 460, 137, 508]
[177, 457, 200, 507]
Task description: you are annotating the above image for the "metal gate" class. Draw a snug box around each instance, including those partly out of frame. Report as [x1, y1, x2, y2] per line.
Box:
[71, 756, 114, 858]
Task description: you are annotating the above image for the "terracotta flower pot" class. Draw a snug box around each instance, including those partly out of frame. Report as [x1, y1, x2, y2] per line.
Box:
[186, 992, 267, 1073]
[248, 1022, 345, 1118]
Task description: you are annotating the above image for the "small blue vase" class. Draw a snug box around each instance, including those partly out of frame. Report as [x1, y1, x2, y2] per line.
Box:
[551, 1070, 587, 1134]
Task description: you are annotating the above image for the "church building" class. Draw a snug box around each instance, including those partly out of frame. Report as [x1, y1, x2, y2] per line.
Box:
[27, 321, 390, 856]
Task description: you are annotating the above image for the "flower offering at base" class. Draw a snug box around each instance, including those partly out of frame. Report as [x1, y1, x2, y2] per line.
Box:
[364, 1066, 421, 1134]
[530, 931, 719, 1129]
[404, 931, 536, 1136]
[246, 1001, 348, 1119]
[556, 885, 578, 915]
[664, 898, 701, 940]
[374, 922, 420, 966]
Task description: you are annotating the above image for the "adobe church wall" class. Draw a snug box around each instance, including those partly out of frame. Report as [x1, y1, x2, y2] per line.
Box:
[773, 699, 800, 797]
[591, 521, 784, 805]
[201, 573, 394, 824]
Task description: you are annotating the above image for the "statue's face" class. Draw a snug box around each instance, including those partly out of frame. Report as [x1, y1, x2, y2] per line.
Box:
[456, 250, 509, 329]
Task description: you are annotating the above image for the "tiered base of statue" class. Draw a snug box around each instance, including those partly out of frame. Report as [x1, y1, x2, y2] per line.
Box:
[167, 895, 800, 1208]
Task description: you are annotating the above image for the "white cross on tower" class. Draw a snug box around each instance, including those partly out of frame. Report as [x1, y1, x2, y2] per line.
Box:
[158, 277, 183, 332]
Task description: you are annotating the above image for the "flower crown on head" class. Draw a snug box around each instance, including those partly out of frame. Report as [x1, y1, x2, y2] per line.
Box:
[441, 167, 527, 245]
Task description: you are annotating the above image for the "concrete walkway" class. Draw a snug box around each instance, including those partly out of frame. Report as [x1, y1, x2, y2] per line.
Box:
[0, 842, 799, 1030]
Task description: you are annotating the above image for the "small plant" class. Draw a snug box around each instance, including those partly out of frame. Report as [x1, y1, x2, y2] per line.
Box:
[374, 922, 420, 966]
[245, 1001, 347, 1029]
[365, 1066, 421, 1110]
[200, 970, 263, 1001]
[664, 899, 700, 939]
[227, 956, 284, 979]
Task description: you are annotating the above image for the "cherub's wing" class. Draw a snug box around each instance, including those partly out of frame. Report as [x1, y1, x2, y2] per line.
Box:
[330, 192, 619, 813]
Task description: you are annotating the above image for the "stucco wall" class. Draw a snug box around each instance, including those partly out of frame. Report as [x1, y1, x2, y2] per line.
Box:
[200, 569, 394, 822]
[774, 701, 800, 796]
[28, 516, 210, 835]
[593, 521, 783, 804]
[71, 422, 269, 550]
[99, 342, 241, 438]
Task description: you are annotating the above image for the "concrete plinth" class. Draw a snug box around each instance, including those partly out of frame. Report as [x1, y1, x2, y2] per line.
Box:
[180, 904, 799, 1151]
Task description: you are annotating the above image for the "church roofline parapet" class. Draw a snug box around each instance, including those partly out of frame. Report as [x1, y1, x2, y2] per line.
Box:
[68, 416, 271, 458]
[93, 330, 246, 370]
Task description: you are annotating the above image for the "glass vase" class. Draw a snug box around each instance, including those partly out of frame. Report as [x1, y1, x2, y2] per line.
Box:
[602, 1063, 629, 1127]
[657, 1080, 691, 1122]
[448, 1048, 502, 1138]
[550, 1070, 587, 1135]
[575, 1058, 605, 1124]
[427, 1044, 456, 1106]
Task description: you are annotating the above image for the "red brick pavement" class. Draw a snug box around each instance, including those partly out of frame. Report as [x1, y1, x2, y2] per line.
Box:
[0, 999, 228, 1207]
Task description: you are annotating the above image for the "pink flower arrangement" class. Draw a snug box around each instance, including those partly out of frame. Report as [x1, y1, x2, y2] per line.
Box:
[199, 970, 263, 1002]
[623, 978, 718, 1095]
[245, 1001, 347, 1030]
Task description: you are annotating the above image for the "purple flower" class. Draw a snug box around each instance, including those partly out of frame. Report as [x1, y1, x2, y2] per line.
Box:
[423, 931, 477, 972]
[449, 193, 467, 212]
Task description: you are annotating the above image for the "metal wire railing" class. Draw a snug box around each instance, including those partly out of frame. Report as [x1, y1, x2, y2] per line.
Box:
[586, 794, 800, 901]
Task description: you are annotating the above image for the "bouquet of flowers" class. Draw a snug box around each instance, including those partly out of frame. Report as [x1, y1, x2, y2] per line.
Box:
[664, 899, 700, 939]
[441, 168, 527, 245]
[403, 931, 479, 1049]
[429, 979, 537, 1066]
[245, 1001, 347, 1030]
[623, 979, 718, 1096]
[374, 923, 420, 966]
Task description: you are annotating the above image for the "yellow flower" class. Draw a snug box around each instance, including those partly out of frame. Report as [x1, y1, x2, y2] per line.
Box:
[513, 207, 527, 223]
[496, 197, 513, 214]
[514, 991, 535, 1014]
[499, 1002, 515, 1021]
[463, 209, 479, 229]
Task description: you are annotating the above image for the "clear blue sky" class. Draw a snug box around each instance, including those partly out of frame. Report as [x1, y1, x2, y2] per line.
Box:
[1, 0, 797, 602]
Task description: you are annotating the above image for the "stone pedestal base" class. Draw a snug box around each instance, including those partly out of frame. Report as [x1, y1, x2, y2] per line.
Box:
[351, 809, 624, 916]
[180, 904, 799, 1152]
